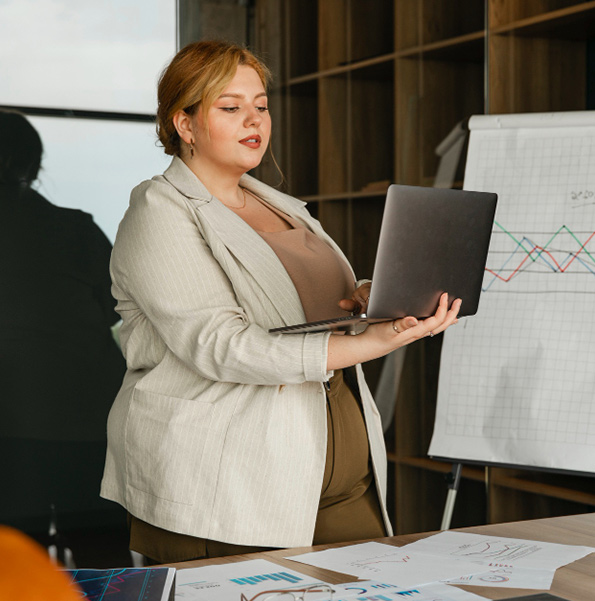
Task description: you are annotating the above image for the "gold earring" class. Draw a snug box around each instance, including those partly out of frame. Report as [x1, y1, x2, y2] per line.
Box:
[189, 140, 195, 158]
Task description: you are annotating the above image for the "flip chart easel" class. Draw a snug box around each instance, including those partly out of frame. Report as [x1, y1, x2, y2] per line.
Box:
[440, 463, 462, 530]
[429, 111, 595, 528]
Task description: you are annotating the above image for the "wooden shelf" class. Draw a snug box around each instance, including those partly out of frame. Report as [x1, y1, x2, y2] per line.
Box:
[256, 0, 595, 536]
[395, 0, 485, 50]
[396, 30, 485, 61]
[285, 79, 318, 197]
[288, 53, 396, 86]
[491, 472, 595, 505]
[389, 456, 595, 504]
[491, 1, 595, 38]
[390, 455, 486, 481]
[301, 190, 388, 203]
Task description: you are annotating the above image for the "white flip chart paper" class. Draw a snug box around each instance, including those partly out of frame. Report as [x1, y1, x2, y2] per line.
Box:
[430, 111, 595, 472]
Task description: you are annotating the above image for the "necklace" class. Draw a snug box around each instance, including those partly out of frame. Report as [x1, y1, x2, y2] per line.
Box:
[223, 187, 247, 210]
[238, 187, 247, 209]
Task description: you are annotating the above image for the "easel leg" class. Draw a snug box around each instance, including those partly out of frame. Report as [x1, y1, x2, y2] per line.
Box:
[440, 463, 462, 531]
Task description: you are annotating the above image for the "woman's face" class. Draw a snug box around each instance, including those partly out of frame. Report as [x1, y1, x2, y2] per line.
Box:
[193, 65, 271, 176]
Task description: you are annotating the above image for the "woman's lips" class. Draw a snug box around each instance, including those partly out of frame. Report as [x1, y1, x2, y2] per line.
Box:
[239, 135, 261, 149]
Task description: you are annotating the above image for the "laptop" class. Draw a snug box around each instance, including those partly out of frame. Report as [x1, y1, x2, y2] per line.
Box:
[269, 184, 498, 334]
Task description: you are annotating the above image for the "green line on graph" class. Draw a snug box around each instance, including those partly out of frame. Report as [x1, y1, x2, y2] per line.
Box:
[494, 221, 595, 266]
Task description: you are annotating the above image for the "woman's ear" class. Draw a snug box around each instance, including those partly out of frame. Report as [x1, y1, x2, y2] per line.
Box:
[173, 110, 193, 145]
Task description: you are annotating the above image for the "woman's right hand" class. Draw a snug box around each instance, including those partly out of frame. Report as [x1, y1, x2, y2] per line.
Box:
[327, 293, 461, 371]
[372, 292, 461, 345]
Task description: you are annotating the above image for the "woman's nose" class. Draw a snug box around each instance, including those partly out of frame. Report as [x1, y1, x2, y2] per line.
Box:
[244, 107, 262, 127]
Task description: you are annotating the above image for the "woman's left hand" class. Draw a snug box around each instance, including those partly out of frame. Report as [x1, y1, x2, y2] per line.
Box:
[338, 281, 372, 315]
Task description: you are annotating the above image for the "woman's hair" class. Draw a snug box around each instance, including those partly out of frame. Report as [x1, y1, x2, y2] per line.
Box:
[156, 40, 271, 156]
[0, 110, 43, 185]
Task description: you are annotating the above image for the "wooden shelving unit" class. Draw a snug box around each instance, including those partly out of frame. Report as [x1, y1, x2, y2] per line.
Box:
[255, 0, 595, 534]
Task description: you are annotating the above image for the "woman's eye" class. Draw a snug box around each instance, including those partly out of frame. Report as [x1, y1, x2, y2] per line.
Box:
[257, 106, 269, 112]
[221, 107, 239, 113]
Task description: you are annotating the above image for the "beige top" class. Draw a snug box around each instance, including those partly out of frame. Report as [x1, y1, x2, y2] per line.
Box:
[257, 202, 355, 322]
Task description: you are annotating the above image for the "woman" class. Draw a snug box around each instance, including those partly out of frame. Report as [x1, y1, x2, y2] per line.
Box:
[100, 41, 460, 563]
[0, 110, 126, 559]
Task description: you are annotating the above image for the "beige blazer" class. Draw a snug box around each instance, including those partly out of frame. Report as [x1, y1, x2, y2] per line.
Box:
[101, 156, 392, 548]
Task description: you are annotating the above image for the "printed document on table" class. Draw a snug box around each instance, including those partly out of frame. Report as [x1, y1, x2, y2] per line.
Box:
[401, 531, 595, 571]
[445, 566, 555, 589]
[174, 558, 328, 601]
[332, 580, 485, 600]
[287, 542, 487, 588]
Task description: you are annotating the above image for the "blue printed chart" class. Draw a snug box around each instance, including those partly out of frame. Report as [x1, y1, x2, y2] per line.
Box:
[230, 570, 304, 586]
[330, 580, 485, 600]
[174, 558, 327, 600]
[65, 567, 175, 601]
[430, 111, 595, 473]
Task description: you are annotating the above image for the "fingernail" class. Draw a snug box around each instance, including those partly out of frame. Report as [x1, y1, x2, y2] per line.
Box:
[405, 317, 418, 327]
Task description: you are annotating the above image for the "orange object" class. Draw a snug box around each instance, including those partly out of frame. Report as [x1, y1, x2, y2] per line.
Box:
[0, 526, 81, 600]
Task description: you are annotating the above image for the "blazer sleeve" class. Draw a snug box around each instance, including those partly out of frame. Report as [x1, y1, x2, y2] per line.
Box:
[111, 180, 332, 386]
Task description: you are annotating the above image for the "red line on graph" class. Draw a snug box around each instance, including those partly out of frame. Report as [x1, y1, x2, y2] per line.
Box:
[487, 230, 595, 282]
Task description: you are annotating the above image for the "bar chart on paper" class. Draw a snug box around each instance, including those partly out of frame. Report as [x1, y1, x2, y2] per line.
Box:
[429, 111, 595, 473]
[230, 570, 304, 585]
[174, 558, 326, 600]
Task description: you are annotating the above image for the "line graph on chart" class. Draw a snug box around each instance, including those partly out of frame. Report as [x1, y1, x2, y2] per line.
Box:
[483, 223, 595, 293]
[450, 540, 541, 563]
[346, 554, 413, 574]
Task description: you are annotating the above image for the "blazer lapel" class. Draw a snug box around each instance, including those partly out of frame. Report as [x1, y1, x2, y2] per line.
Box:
[201, 201, 307, 325]
[162, 158, 307, 326]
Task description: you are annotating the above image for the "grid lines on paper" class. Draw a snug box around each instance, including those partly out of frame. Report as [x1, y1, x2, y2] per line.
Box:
[432, 125, 595, 470]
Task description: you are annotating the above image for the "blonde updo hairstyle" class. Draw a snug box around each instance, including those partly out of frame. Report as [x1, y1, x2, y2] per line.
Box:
[157, 40, 271, 156]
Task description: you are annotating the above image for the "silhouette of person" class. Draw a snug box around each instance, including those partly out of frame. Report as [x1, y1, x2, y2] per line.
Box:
[0, 110, 126, 563]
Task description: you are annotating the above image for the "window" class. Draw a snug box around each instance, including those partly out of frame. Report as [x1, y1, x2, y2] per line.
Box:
[0, 0, 177, 236]
[0, 0, 176, 113]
